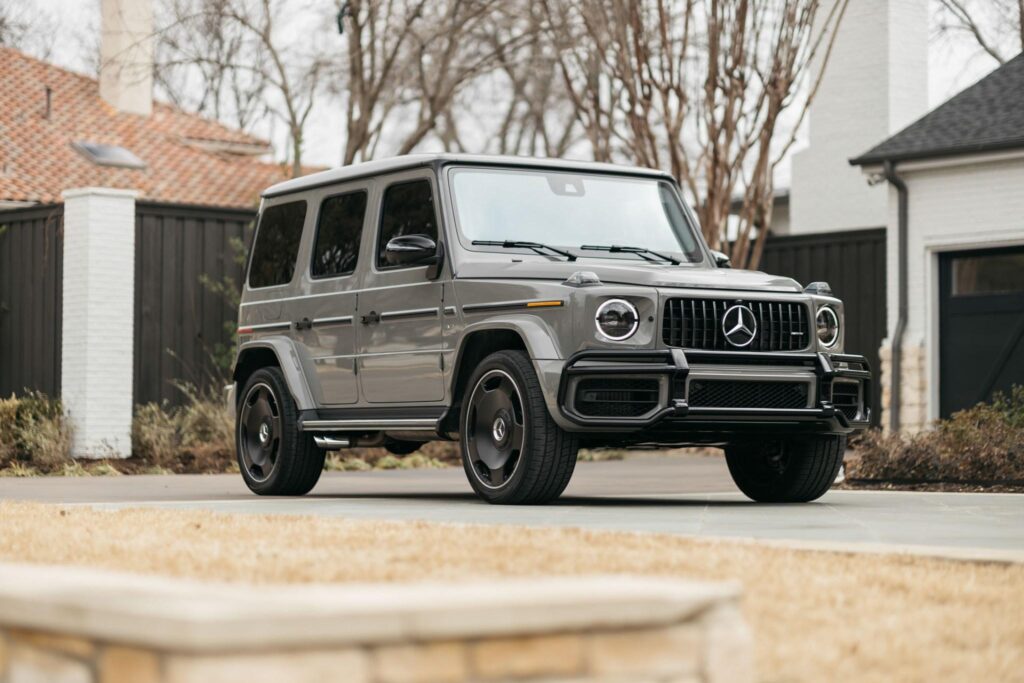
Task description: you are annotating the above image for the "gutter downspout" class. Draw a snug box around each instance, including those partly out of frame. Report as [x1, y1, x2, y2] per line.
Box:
[883, 160, 908, 433]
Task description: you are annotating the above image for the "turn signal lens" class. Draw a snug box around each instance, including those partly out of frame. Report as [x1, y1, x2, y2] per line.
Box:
[595, 299, 639, 341]
[816, 306, 840, 348]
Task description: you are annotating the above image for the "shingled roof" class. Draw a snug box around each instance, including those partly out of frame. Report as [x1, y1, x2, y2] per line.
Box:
[850, 52, 1024, 166]
[0, 47, 296, 209]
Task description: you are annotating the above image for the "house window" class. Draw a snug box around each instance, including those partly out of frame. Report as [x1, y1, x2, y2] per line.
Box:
[376, 180, 437, 269]
[248, 200, 307, 288]
[951, 250, 1024, 296]
[311, 191, 367, 279]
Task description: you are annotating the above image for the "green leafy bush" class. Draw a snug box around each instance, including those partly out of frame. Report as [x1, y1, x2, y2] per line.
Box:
[849, 386, 1024, 483]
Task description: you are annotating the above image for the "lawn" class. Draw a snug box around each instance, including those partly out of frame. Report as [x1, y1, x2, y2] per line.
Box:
[1, 502, 1021, 683]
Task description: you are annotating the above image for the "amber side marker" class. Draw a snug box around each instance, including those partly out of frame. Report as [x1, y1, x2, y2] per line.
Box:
[237, 327, 254, 334]
[526, 300, 564, 308]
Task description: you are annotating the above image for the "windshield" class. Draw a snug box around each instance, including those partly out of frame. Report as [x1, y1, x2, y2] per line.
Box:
[449, 167, 704, 263]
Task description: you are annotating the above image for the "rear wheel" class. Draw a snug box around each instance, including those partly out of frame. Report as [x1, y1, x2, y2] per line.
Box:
[236, 367, 325, 495]
[724, 435, 846, 503]
[460, 350, 578, 504]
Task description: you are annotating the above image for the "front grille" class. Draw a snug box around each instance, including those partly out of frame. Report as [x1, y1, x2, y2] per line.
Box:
[575, 378, 660, 417]
[831, 381, 861, 420]
[663, 298, 809, 351]
[688, 380, 809, 409]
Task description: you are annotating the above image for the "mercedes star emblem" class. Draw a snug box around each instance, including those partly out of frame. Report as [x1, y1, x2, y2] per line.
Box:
[722, 304, 757, 347]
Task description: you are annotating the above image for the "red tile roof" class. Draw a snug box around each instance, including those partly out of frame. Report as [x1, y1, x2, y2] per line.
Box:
[0, 47, 299, 209]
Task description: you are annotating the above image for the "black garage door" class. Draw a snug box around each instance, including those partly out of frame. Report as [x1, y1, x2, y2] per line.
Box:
[939, 246, 1024, 417]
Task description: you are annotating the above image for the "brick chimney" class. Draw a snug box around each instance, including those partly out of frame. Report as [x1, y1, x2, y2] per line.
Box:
[99, 0, 153, 117]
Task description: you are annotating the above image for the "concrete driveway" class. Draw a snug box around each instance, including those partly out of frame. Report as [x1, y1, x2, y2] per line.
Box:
[2, 454, 1022, 562]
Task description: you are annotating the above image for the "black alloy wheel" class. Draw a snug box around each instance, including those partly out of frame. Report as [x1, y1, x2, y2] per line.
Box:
[238, 381, 282, 483]
[465, 369, 527, 488]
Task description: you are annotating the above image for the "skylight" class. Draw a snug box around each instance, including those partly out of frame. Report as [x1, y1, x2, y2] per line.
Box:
[72, 141, 146, 169]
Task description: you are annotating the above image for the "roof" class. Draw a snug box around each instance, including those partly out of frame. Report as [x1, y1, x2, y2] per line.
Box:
[851, 53, 1024, 166]
[0, 47, 297, 209]
[263, 153, 673, 198]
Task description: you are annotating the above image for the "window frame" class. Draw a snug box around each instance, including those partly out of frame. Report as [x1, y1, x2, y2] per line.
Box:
[373, 177, 441, 273]
[245, 198, 309, 291]
[308, 189, 369, 282]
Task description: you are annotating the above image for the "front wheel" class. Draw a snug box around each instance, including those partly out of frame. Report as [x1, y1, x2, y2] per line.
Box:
[724, 435, 846, 503]
[236, 367, 325, 495]
[460, 350, 578, 504]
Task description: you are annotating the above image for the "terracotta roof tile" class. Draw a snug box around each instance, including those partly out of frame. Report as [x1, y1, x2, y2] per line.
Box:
[0, 47, 300, 209]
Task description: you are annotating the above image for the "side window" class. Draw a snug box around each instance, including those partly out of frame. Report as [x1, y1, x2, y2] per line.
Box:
[311, 191, 367, 279]
[377, 179, 438, 268]
[248, 200, 307, 288]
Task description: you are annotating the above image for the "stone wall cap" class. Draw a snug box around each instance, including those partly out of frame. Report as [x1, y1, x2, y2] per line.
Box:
[61, 187, 141, 200]
[0, 562, 739, 652]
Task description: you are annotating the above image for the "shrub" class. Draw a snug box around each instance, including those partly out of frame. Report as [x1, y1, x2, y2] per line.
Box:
[0, 392, 73, 472]
[849, 386, 1024, 483]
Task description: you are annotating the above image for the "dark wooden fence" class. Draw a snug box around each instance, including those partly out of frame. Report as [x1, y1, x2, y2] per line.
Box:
[134, 202, 254, 405]
[760, 227, 887, 425]
[0, 204, 64, 398]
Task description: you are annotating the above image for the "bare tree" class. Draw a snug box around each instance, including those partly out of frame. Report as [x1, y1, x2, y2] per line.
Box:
[542, 0, 847, 270]
[936, 0, 1024, 65]
[155, 0, 330, 175]
[0, 2, 58, 60]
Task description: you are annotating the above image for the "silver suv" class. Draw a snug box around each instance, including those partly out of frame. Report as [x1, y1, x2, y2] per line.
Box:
[232, 154, 871, 504]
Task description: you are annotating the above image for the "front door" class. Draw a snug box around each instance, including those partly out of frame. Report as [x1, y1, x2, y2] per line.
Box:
[939, 245, 1024, 417]
[290, 185, 369, 405]
[356, 172, 445, 403]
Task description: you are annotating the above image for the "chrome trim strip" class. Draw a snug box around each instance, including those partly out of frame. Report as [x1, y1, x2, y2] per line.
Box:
[462, 299, 564, 313]
[302, 418, 440, 431]
[311, 315, 353, 326]
[380, 307, 439, 321]
[239, 321, 291, 332]
[240, 281, 434, 307]
[443, 306, 457, 316]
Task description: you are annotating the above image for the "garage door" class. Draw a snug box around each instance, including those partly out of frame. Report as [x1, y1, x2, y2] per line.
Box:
[939, 246, 1024, 417]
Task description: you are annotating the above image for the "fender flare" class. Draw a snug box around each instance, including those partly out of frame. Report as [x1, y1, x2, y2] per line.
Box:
[233, 337, 317, 411]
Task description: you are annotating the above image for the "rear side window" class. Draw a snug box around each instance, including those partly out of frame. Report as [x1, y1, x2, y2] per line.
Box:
[311, 191, 367, 279]
[248, 200, 307, 288]
[377, 180, 437, 268]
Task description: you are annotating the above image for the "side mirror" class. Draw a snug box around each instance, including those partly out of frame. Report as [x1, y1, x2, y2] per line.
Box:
[385, 234, 437, 266]
[710, 250, 731, 268]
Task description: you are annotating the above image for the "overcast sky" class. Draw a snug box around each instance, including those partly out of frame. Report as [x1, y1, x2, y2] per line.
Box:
[23, 0, 1007, 170]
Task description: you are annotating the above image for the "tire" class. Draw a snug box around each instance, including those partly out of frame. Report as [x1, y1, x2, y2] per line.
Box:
[460, 350, 578, 504]
[236, 367, 325, 495]
[724, 435, 846, 503]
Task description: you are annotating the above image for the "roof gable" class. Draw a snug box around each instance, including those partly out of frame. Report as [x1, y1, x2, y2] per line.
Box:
[851, 52, 1024, 166]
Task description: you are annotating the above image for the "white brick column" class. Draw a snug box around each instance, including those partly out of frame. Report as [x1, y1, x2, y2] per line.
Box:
[61, 188, 138, 458]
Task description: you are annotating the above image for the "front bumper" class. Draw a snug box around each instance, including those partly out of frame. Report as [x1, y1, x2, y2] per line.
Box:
[557, 348, 871, 437]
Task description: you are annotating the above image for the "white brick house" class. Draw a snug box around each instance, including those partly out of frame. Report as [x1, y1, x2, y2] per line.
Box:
[851, 54, 1024, 432]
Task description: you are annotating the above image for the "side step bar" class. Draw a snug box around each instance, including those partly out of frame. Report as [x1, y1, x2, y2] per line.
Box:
[302, 418, 440, 432]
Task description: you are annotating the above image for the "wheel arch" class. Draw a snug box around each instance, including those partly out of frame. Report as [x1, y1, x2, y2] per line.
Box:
[232, 338, 317, 411]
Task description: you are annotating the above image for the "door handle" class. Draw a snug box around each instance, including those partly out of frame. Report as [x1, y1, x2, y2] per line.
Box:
[360, 311, 381, 325]
[294, 317, 312, 331]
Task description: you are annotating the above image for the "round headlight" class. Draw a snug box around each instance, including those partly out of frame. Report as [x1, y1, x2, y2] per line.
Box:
[595, 299, 639, 341]
[816, 306, 840, 347]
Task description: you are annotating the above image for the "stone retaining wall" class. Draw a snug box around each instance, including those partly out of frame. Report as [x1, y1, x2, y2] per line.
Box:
[0, 564, 752, 683]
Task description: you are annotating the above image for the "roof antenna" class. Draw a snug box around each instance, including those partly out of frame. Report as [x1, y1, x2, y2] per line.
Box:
[43, 86, 52, 120]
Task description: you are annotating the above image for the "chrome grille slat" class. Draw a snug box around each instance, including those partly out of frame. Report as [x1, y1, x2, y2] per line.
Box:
[663, 297, 810, 352]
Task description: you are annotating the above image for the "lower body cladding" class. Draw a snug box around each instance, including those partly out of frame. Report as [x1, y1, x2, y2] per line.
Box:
[557, 349, 871, 448]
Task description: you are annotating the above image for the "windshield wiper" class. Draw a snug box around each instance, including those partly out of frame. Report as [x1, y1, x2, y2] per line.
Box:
[580, 244, 680, 265]
[472, 240, 576, 262]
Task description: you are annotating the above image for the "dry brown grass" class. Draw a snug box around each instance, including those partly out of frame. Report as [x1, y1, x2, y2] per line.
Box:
[0, 502, 1021, 683]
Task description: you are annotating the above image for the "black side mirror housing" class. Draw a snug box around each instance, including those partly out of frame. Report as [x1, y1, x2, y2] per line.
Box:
[385, 234, 444, 279]
[710, 250, 731, 268]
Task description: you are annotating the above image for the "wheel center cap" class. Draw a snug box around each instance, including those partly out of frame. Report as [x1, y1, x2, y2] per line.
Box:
[258, 422, 271, 446]
[491, 416, 507, 444]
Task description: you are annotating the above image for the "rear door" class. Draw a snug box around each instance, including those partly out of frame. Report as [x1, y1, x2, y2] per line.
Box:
[355, 170, 445, 403]
[939, 245, 1024, 417]
[290, 184, 370, 405]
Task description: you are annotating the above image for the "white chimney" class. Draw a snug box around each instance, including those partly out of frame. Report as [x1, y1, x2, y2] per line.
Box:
[788, 0, 928, 234]
[99, 0, 154, 117]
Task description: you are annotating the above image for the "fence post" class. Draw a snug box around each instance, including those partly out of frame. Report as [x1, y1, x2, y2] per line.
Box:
[60, 188, 138, 458]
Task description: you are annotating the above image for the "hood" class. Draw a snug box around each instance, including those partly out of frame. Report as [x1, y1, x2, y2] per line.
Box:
[454, 259, 803, 293]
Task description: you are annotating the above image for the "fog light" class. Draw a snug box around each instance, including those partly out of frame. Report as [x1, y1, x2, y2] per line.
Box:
[595, 299, 639, 341]
[816, 306, 840, 347]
